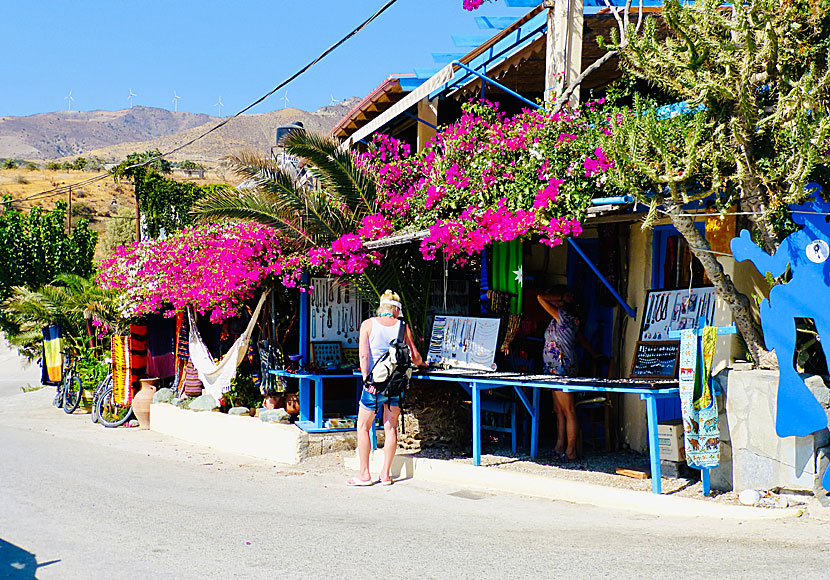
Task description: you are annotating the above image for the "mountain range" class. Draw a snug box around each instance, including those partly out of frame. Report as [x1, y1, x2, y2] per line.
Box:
[0, 99, 361, 163]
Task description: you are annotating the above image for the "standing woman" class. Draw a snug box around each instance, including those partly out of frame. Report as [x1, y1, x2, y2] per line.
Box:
[349, 290, 425, 486]
[537, 285, 600, 461]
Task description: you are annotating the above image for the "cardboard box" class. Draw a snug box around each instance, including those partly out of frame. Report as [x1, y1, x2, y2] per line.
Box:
[658, 419, 686, 462]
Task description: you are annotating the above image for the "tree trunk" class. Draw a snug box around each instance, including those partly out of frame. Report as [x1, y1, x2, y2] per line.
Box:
[663, 199, 770, 364]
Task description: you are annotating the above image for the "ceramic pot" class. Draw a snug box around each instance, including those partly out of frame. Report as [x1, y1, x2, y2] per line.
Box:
[133, 378, 159, 429]
[284, 392, 299, 415]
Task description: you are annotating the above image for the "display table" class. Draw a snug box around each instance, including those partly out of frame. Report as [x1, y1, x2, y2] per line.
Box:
[414, 371, 680, 494]
[268, 370, 362, 433]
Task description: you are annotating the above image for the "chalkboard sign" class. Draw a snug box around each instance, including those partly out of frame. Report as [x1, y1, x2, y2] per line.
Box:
[630, 341, 680, 379]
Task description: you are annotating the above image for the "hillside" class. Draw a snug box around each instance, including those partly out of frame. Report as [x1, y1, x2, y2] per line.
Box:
[0, 98, 360, 163]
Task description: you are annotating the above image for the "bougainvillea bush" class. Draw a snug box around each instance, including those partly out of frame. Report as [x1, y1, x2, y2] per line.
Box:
[98, 223, 282, 322]
[356, 100, 617, 264]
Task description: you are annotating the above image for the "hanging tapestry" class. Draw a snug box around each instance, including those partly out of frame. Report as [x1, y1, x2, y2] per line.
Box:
[188, 293, 267, 403]
[130, 324, 148, 392]
[146, 314, 176, 379]
[679, 328, 720, 468]
[491, 240, 523, 314]
[41, 325, 63, 385]
[111, 335, 133, 405]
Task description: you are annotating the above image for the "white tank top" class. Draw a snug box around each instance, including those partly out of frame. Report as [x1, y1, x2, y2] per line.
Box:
[368, 318, 401, 369]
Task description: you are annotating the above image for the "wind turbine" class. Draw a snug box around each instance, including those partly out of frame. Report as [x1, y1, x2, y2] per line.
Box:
[127, 88, 137, 108]
[172, 91, 181, 112]
[329, 94, 340, 105]
[64, 90, 74, 112]
[281, 91, 289, 109]
[214, 96, 224, 117]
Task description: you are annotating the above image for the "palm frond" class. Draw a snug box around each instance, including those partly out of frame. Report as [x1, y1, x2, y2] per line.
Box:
[283, 131, 377, 216]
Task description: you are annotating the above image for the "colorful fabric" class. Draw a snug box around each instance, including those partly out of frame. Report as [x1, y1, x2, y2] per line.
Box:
[146, 315, 176, 379]
[492, 240, 523, 314]
[112, 335, 133, 405]
[188, 293, 267, 403]
[543, 310, 579, 376]
[679, 328, 720, 468]
[41, 325, 63, 385]
[130, 324, 148, 392]
[181, 359, 203, 397]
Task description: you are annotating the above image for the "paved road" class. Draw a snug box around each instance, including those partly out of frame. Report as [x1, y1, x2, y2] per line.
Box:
[2, 388, 830, 579]
[0, 335, 41, 398]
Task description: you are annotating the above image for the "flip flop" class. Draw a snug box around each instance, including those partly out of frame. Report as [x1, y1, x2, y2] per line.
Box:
[379, 477, 393, 486]
[346, 477, 374, 487]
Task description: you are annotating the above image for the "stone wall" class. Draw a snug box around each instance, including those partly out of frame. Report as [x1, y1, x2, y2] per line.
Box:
[725, 369, 830, 492]
[398, 379, 472, 451]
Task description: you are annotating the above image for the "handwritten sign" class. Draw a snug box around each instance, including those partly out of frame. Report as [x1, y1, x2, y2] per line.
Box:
[630, 341, 680, 379]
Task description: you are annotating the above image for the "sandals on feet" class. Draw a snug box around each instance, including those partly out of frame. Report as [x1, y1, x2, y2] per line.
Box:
[379, 477, 393, 486]
[346, 477, 374, 487]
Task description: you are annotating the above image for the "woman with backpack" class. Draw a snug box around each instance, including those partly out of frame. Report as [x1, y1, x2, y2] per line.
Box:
[537, 285, 602, 462]
[348, 290, 425, 486]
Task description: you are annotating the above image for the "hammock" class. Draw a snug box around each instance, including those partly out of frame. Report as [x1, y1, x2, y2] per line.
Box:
[187, 293, 267, 404]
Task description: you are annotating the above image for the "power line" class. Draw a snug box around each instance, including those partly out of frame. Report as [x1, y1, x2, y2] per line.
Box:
[2, 0, 400, 207]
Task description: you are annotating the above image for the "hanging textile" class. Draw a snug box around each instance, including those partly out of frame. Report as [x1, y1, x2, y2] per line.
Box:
[41, 325, 63, 385]
[129, 324, 148, 393]
[491, 240, 523, 314]
[111, 335, 133, 405]
[173, 312, 190, 391]
[679, 328, 720, 468]
[188, 293, 267, 403]
[182, 359, 204, 397]
[146, 314, 176, 379]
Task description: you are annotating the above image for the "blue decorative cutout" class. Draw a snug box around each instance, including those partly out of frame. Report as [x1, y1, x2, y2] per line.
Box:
[731, 183, 830, 445]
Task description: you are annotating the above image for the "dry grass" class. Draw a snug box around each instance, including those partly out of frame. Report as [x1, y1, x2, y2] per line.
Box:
[0, 168, 228, 261]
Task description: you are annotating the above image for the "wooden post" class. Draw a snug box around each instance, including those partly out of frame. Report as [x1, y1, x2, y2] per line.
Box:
[544, 0, 556, 104]
[67, 185, 72, 235]
[546, 0, 584, 108]
[416, 97, 438, 152]
[135, 183, 141, 242]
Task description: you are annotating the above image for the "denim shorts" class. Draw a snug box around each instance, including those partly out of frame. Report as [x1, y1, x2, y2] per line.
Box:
[359, 387, 400, 412]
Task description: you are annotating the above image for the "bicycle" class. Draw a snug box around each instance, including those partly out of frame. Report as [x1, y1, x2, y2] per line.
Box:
[90, 358, 113, 424]
[52, 351, 83, 414]
[94, 363, 134, 428]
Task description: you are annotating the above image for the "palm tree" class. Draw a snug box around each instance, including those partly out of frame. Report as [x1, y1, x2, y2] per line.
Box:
[194, 130, 434, 345]
[2, 274, 125, 360]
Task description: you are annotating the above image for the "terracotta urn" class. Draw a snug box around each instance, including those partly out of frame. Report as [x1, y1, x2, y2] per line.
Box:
[284, 392, 299, 415]
[133, 378, 160, 430]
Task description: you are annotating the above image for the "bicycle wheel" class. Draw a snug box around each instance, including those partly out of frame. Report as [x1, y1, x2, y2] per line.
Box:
[96, 384, 133, 428]
[90, 377, 109, 424]
[63, 376, 83, 414]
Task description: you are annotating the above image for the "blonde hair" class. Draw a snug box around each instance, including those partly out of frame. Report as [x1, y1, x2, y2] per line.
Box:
[376, 289, 402, 316]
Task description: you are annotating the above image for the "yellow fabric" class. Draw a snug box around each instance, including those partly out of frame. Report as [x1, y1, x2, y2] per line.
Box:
[43, 335, 63, 384]
[705, 209, 736, 254]
[112, 335, 132, 405]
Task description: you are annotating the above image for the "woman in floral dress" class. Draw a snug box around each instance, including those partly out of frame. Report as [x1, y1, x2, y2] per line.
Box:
[538, 285, 600, 461]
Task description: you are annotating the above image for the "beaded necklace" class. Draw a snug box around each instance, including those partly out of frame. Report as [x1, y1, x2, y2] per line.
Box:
[378, 312, 394, 318]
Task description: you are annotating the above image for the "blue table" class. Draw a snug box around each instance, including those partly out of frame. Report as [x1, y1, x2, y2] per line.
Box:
[269, 370, 362, 433]
[415, 372, 679, 494]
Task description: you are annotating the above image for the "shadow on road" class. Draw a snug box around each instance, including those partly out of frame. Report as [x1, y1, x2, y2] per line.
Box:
[0, 538, 59, 579]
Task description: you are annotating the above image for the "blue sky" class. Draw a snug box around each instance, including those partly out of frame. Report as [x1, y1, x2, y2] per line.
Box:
[0, 0, 533, 118]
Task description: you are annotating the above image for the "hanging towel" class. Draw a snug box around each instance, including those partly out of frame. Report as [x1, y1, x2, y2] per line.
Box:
[112, 335, 133, 405]
[41, 325, 63, 385]
[679, 328, 720, 468]
[188, 293, 267, 404]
